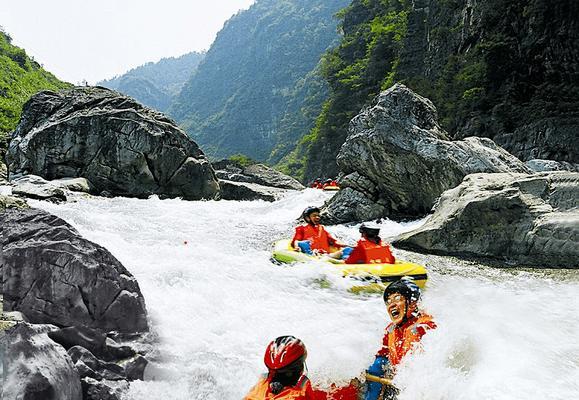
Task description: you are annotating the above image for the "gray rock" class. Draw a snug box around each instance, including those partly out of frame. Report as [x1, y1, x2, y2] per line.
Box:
[0, 194, 29, 212]
[11, 175, 67, 202]
[324, 84, 530, 223]
[394, 172, 579, 268]
[0, 161, 7, 184]
[7, 87, 220, 200]
[51, 177, 94, 193]
[48, 326, 136, 362]
[1, 322, 82, 400]
[525, 159, 579, 173]
[81, 377, 129, 400]
[214, 160, 304, 190]
[68, 346, 125, 381]
[1, 208, 148, 333]
[218, 179, 286, 202]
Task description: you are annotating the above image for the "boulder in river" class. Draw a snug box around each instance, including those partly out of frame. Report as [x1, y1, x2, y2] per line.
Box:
[1, 207, 149, 333]
[7, 86, 220, 200]
[1, 322, 82, 400]
[323, 84, 530, 223]
[213, 159, 304, 190]
[394, 172, 579, 268]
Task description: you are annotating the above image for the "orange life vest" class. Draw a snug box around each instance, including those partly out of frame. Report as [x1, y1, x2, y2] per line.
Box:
[244, 375, 314, 400]
[345, 239, 395, 264]
[291, 224, 336, 253]
[376, 313, 436, 366]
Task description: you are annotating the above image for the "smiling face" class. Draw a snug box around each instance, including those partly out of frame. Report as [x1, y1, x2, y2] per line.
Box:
[386, 292, 418, 326]
[307, 211, 321, 225]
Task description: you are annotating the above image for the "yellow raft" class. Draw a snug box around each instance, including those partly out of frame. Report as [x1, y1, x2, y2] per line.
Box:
[272, 239, 428, 289]
[322, 185, 340, 191]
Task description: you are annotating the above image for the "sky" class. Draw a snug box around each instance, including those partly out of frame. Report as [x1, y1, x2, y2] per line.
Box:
[1, 0, 255, 84]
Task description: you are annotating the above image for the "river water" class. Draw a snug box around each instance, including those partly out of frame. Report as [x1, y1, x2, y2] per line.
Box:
[34, 189, 579, 400]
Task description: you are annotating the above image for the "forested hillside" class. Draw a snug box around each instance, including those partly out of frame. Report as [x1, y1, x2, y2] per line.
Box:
[297, 0, 579, 181]
[99, 52, 204, 112]
[0, 28, 71, 154]
[170, 0, 350, 163]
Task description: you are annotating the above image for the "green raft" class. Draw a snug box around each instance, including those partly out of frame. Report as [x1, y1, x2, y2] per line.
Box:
[272, 239, 428, 290]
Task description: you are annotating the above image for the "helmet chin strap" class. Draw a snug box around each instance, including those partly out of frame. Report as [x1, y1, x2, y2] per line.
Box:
[398, 299, 418, 326]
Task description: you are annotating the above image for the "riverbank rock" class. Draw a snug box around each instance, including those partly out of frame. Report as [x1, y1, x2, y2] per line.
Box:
[394, 172, 579, 268]
[1, 322, 82, 400]
[525, 159, 579, 173]
[7, 86, 220, 200]
[1, 207, 149, 333]
[323, 84, 531, 223]
[11, 174, 67, 202]
[218, 179, 286, 202]
[213, 160, 304, 190]
[0, 194, 29, 211]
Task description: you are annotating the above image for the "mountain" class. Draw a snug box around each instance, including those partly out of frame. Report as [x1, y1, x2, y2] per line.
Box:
[99, 52, 204, 112]
[0, 28, 71, 154]
[170, 0, 350, 164]
[299, 0, 579, 181]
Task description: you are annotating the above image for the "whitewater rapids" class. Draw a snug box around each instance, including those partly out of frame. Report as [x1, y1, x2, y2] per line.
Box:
[34, 189, 579, 400]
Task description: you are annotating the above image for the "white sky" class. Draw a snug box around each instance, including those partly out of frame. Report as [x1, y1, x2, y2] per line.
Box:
[1, 0, 255, 84]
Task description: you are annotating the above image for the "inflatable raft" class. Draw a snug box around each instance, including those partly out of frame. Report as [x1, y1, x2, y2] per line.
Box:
[272, 239, 428, 289]
[322, 185, 340, 191]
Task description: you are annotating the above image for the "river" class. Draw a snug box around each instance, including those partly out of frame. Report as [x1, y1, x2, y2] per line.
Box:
[34, 189, 579, 400]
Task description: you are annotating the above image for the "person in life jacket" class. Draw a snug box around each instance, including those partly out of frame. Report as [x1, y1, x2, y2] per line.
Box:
[244, 336, 315, 400]
[311, 179, 323, 189]
[321, 179, 333, 189]
[291, 207, 346, 254]
[365, 279, 436, 400]
[343, 223, 395, 265]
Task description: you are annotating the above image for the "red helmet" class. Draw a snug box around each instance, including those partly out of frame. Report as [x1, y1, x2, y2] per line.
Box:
[264, 336, 307, 370]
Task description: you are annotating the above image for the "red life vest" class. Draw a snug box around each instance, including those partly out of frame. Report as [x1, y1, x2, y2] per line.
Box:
[291, 224, 336, 253]
[376, 313, 436, 366]
[245, 375, 314, 400]
[345, 239, 395, 264]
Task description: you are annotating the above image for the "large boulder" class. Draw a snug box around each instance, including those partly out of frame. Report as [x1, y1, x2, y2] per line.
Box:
[1, 322, 82, 400]
[1, 208, 148, 333]
[323, 84, 530, 223]
[218, 179, 286, 202]
[213, 160, 304, 190]
[394, 172, 579, 268]
[7, 87, 220, 200]
[525, 159, 579, 173]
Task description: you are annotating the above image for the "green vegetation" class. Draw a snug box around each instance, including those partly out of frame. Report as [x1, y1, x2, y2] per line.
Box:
[0, 28, 70, 155]
[297, 0, 410, 181]
[229, 153, 256, 167]
[99, 52, 204, 112]
[299, 0, 579, 180]
[170, 0, 350, 163]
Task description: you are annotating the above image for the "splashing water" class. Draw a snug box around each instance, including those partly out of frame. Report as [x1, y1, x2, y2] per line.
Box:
[33, 189, 579, 400]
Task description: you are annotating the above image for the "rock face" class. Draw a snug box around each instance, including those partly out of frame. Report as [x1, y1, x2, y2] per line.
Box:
[394, 172, 579, 268]
[323, 84, 530, 223]
[1, 322, 82, 400]
[213, 160, 304, 190]
[218, 179, 286, 202]
[1, 208, 148, 333]
[525, 159, 579, 173]
[7, 87, 220, 200]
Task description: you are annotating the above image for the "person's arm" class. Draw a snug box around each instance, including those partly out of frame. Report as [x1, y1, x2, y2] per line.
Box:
[324, 226, 347, 248]
[291, 226, 304, 250]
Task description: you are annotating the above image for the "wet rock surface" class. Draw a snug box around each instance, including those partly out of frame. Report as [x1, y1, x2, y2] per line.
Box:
[323, 84, 530, 223]
[218, 179, 286, 202]
[1, 322, 83, 400]
[1, 207, 148, 333]
[7, 86, 220, 200]
[394, 172, 579, 268]
[214, 160, 304, 190]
